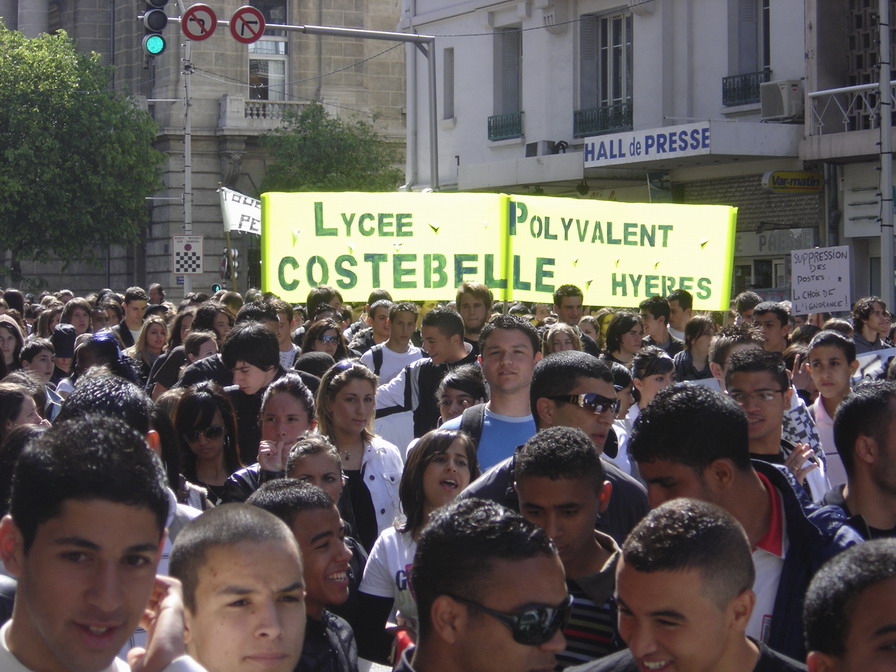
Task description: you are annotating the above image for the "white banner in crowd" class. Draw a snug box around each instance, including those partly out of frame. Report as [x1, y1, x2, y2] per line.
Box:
[219, 187, 261, 235]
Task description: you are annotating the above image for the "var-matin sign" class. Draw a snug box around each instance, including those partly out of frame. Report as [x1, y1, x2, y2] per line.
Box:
[261, 192, 737, 309]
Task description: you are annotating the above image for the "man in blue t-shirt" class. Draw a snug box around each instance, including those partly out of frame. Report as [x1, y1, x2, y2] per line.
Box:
[442, 314, 541, 469]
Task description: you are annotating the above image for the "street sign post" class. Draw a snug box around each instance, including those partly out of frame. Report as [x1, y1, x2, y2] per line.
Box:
[229, 5, 265, 44]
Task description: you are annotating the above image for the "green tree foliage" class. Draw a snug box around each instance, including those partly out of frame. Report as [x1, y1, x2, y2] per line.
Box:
[0, 24, 164, 266]
[260, 102, 403, 193]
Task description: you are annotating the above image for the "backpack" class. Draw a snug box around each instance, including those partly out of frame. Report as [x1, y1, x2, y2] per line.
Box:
[459, 403, 487, 450]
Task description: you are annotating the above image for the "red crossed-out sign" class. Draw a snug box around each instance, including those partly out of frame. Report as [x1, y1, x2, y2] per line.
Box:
[182, 3, 217, 40]
[230, 5, 266, 44]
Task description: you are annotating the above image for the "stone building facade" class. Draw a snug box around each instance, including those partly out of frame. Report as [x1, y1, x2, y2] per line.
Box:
[1, 0, 405, 297]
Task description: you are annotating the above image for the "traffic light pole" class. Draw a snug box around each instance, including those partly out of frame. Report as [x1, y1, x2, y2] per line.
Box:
[174, 0, 193, 296]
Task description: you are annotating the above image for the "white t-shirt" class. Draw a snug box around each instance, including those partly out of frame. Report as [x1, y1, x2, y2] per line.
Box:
[360, 343, 423, 384]
[359, 527, 419, 633]
[747, 480, 788, 645]
[811, 397, 846, 488]
[279, 344, 299, 370]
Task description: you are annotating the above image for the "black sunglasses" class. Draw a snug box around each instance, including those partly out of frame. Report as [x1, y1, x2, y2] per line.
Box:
[547, 393, 620, 416]
[184, 425, 225, 443]
[445, 593, 573, 645]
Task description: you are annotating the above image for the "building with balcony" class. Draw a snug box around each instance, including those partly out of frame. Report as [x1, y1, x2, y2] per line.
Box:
[803, 0, 896, 297]
[0, 0, 405, 296]
[405, 0, 822, 299]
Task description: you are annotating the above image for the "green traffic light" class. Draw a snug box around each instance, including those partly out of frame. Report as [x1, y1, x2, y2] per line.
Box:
[143, 33, 166, 55]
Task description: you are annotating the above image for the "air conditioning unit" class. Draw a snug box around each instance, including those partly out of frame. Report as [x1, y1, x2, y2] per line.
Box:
[526, 140, 558, 157]
[760, 80, 804, 121]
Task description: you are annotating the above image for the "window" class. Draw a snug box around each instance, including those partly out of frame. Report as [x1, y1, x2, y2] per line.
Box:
[576, 12, 632, 136]
[735, 0, 769, 74]
[493, 28, 521, 115]
[443, 48, 455, 119]
[721, 0, 770, 106]
[249, 0, 288, 101]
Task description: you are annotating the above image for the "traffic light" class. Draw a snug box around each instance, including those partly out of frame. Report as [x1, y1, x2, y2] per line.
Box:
[142, 0, 169, 56]
[211, 283, 223, 292]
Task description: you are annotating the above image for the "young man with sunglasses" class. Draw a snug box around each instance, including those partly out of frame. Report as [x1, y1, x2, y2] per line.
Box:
[515, 427, 623, 667]
[463, 351, 648, 545]
[402, 497, 569, 672]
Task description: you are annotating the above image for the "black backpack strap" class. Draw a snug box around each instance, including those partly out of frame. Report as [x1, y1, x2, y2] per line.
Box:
[459, 403, 487, 450]
[371, 344, 384, 376]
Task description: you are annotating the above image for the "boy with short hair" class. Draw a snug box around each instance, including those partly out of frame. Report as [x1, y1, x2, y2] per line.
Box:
[726, 349, 828, 501]
[169, 504, 306, 672]
[666, 289, 693, 341]
[112, 286, 149, 348]
[515, 427, 621, 667]
[638, 296, 684, 356]
[19, 338, 55, 384]
[362, 302, 423, 453]
[221, 322, 284, 463]
[0, 413, 202, 672]
[571, 498, 807, 672]
[805, 330, 859, 488]
[376, 306, 477, 438]
[348, 299, 393, 354]
[804, 539, 896, 672]
[248, 480, 357, 672]
[753, 302, 791, 354]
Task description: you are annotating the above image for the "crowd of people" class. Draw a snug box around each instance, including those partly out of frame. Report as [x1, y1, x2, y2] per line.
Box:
[0, 279, 893, 672]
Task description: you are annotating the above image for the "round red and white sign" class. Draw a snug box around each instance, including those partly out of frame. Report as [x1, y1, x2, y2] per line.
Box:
[230, 6, 266, 44]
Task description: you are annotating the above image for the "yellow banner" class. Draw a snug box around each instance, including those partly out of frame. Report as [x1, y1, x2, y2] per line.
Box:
[508, 195, 737, 310]
[261, 192, 510, 302]
[261, 192, 736, 309]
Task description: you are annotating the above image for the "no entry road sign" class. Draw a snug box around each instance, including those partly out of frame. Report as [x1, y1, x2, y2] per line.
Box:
[230, 5, 265, 44]
[182, 3, 217, 40]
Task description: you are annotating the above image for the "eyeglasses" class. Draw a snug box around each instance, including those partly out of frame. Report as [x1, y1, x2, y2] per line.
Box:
[547, 393, 620, 416]
[318, 335, 340, 345]
[727, 390, 786, 405]
[184, 425, 225, 442]
[445, 593, 573, 646]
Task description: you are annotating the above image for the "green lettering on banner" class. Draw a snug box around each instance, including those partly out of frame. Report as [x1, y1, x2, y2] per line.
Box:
[396, 213, 413, 237]
[530, 216, 542, 239]
[611, 274, 626, 296]
[425, 254, 448, 288]
[306, 256, 329, 286]
[358, 213, 376, 236]
[512, 256, 531, 290]
[623, 222, 637, 246]
[512, 201, 527, 235]
[315, 202, 336, 236]
[454, 254, 478, 286]
[378, 213, 395, 236]
[535, 257, 556, 293]
[679, 277, 694, 292]
[645, 275, 659, 295]
[543, 217, 557, 240]
[364, 253, 388, 287]
[697, 277, 712, 299]
[484, 254, 508, 290]
[278, 257, 300, 291]
[663, 276, 676, 295]
[393, 254, 416, 288]
[607, 223, 622, 245]
[335, 255, 358, 289]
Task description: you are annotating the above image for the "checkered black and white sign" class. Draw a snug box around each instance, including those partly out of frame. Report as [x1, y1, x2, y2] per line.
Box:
[173, 235, 204, 275]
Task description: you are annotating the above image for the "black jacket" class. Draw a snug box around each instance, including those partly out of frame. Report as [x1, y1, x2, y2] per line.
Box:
[461, 440, 649, 546]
